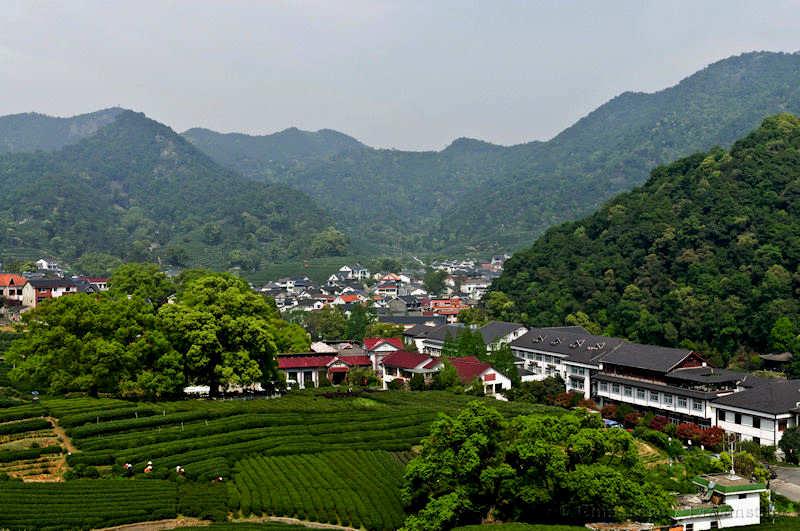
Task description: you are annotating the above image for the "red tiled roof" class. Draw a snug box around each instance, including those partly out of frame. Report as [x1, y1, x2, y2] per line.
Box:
[381, 351, 433, 369]
[423, 359, 441, 370]
[363, 337, 403, 351]
[328, 366, 350, 373]
[338, 294, 361, 303]
[448, 356, 492, 383]
[335, 355, 371, 367]
[0, 274, 26, 287]
[278, 355, 335, 369]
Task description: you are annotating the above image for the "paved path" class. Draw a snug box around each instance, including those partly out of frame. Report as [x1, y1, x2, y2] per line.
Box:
[772, 467, 800, 501]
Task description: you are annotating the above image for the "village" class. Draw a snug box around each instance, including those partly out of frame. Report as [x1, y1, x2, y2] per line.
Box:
[1, 256, 797, 530]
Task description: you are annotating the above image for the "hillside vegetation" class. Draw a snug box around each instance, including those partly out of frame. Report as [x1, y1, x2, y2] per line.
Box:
[0, 110, 346, 270]
[491, 114, 800, 365]
[187, 51, 800, 255]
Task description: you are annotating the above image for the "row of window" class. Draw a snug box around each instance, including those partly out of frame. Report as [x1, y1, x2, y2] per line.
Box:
[599, 381, 704, 411]
[514, 350, 562, 366]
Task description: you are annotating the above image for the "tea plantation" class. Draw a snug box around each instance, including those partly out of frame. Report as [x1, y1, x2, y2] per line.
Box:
[0, 391, 554, 529]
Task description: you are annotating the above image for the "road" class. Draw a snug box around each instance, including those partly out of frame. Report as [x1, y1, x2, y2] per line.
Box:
[771, 466, 800, 501]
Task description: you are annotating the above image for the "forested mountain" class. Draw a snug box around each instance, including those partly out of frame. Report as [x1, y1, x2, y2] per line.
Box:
[183, 127, 506, 252]
[186, 51, 800, 254]
[443, 52, 800, 251]
[0, 110, 344, 270]
[182, 126, 364, 176]
[0, 107, 124, 154]
[490, 114, 800, 365]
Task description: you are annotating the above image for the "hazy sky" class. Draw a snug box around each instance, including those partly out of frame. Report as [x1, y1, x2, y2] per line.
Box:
[1, 1, 799, 150]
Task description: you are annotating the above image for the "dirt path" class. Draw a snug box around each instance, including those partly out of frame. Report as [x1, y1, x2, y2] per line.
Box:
[234, 515, 360, 530]
[46, 416, 78, 454]
[94, 517, 210, 531]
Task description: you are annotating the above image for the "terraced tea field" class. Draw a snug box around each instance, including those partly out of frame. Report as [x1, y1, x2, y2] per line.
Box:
[0, 391, 554, 529]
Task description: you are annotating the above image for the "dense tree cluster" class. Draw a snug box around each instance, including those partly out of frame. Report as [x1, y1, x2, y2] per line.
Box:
[492, 114, 800, 365]
[6, 264, 309, 398]
[401, 402, 673, 530]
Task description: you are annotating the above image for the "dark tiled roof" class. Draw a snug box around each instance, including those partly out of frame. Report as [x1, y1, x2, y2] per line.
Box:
[27, 278, 79, 289]
[595, 373, 717, 400]
[712, 379, 800, 415]
[403, 324, 439, 338]
[478, 321, 525, 344]
[667, 367, 751, 385]
[511, 326, 625, 365]
[601, 343, 693, 373]
[381, 315, 446, 326]
[421, 324, 468, 342]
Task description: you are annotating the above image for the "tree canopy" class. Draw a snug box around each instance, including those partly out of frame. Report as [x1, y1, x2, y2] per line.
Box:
[6, 265, 309, 398]
[401, 402, 673, 530]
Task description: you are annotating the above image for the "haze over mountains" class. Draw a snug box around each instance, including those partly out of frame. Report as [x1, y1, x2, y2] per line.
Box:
[182, 51, 800, 255]
[1, 51, 800, 270]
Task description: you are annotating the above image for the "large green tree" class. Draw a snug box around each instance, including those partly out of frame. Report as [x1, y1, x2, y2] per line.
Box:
[401, 403, 673, 530]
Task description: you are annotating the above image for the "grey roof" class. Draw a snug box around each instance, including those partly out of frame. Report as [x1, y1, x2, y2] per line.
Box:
[403, 323, 439, 338]
[27, 278, 79, 289]
[595, 373, 717, 400]
[421, 324, 467, 342]
[667, 367, 752, 385]
[381, 315, 446, 326]
[478, 321, 525, 344]
[600, 342, 693, 373]
[712, 379, 800, 415]
[511, 326, 625, 365]
[760, 352, 793, 363]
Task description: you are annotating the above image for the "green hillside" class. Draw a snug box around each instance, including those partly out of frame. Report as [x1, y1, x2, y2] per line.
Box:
[0, 107, 124, 154]
[0, 111, 345, 270]
[490, 114, 800, 365]
[188, 51, 800, 255]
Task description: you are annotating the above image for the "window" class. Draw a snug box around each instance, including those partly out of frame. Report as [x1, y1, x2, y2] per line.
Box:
[693, 400, 703, 412]
[650, 391, 659, 402]
[636, 388, 646, 400]
[780, 419, 788, 432]
[735, 413, 742, 424]
[611, 383, 620, 393]
[663, 394, 673, 405]
[718, 410, 726, 422]
[624, 386, 632, 397]
[599, 382, 608, 392]
[710, 522, 718, 530]
[753, 437, 761, 445]
[686, 524, 694, 531]
[738, 494, 748, 500]
[753, 417, 761, 429]
[678, 397, 688, 408]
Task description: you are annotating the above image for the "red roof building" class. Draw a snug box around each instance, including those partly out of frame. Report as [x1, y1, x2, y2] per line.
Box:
[0, 274, 26, 301]
[363, 337, 403, 351]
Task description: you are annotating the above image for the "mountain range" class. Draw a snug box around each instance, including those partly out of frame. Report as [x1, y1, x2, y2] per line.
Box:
[2, 50, 800, 270]
[182, 51, 800, 254]
[0, 111, 341, 271]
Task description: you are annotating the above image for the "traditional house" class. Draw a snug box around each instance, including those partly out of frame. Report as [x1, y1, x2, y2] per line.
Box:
[374, 281, 400, 298]
[0, 274, 27, 302]
[380, 351, 440, 389]
[277, 353, 372, 388]
[363, 337, 403, 372]
[21, 278, 81, 308]
[35, 259, 62, 275]
[387, 295, 422, 316]
[332, 293, 366, 305]
[448, 356, 512, 396]
[379, 314, 446, 331]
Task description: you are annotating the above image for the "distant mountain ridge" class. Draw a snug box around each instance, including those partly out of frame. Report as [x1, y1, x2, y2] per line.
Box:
[182, 126, 365, 179]
[0, 110, 343, 270]
[184, 51, 800, 255]
[0, 107, 124, 154]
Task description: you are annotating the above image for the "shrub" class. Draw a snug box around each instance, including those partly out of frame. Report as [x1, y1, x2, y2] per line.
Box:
[700, 426, 724, 450]
[387, 379, 405, 391]
[409, 374, 426, 391]
[676, 422, 703, 443]
[600, 404, 618, 419]
[623, 412, 642, 428]
[649, 415, 669, 432]
[577, 399, 596, 410]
